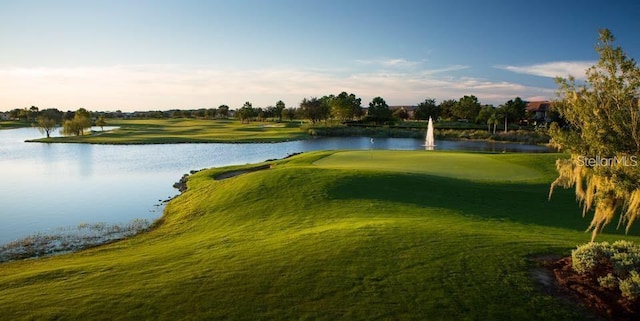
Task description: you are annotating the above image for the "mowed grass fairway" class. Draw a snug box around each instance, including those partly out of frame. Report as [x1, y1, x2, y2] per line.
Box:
[1, 151, 637, 320]
[29, 118, 308, 143]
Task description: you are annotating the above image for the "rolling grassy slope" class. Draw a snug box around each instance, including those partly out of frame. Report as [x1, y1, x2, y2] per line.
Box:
[0, 151, 634, 320]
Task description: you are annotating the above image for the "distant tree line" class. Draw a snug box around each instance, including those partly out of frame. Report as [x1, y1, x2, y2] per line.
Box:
[4, 106, 108, 138]
[5, 92, 565, 138]
[287, 92, 562, 129]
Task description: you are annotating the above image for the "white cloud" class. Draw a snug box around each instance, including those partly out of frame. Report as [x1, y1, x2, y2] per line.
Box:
[355, 58, 470, 75]
[496, 61, 595, 80]
[355, 58, 424, 68]
[0, 64, 555, 111]
[418, 65, 469, 75]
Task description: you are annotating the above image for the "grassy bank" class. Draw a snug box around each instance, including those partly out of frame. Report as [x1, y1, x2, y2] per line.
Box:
[1, 150, 636, 320]
[0, 120, 32, 129]
[27, 118, 308, 144]
[23, 118, 548, 144]
[308, 125, 549, 144]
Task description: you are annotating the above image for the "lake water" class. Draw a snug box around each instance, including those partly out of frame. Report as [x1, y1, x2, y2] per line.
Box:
[0, 128, 552, 244]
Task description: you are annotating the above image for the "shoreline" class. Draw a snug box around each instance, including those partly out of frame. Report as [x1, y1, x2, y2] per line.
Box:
[0, 152, 303, 263]
[24, 134, 550, 146]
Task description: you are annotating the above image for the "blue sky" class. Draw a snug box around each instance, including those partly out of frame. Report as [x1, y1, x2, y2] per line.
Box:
[1, 0, 639, 111]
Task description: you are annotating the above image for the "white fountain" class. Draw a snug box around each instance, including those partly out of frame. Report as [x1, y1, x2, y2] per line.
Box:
[424, 116, 436, 150]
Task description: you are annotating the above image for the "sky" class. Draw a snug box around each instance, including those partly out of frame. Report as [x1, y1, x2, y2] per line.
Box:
[1, 0, 639, 112]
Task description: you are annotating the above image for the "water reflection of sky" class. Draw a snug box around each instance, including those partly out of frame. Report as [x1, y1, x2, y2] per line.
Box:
[0, 128, 554, 243]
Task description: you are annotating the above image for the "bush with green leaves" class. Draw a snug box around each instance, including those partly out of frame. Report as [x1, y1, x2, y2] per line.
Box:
[597, 273, 618, 290]
[619, 271, 640, 300]
[572, 240, 640, 300]
[571, 241, 614, 274]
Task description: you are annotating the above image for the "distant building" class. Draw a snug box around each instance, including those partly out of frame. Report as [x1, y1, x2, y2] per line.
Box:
[525, 101, 551, 122]
[0, 112, 9, 120]
[390, 106, 417, 119]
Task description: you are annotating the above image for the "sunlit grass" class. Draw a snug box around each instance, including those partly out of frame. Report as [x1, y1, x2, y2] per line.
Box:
[0, 120, 31, 129]
[1, 151, 635, 320]
[28, 118, 308, 144]
[313, 150, 546, 182]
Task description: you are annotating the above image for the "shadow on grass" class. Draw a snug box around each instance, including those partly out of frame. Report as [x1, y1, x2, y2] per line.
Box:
[326, 172, 638, 237]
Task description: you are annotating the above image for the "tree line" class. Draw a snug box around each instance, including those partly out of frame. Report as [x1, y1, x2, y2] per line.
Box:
[219, 92, 557, 129]
[4, 107, 107, 138]
[6, 92, 559, 138]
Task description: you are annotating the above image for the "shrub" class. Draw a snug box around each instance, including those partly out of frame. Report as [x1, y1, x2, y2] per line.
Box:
[571, 241, 613, 274]
[490, 130, 550, 144]
[598, 273, 618, 289]
[620, 271, 640, 300]
[572, 241, 640, 300]
[612, 240, 640, 253]
[612, 251, 640, 277]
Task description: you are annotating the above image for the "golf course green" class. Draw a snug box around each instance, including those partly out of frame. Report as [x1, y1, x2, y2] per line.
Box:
[27, 118, 309, 143]
[1, 150, 635, 320]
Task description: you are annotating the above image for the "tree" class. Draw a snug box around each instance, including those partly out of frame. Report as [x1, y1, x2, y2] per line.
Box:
[438, 99, 457, 120]
[451, 95, 481, 121]
[63, 110, 74, 121]
[476, 105, 496, 126]
[9, 108, 20, 120]
[29, 106, 39, 121]
[393, 107, 409, 121]
[275, 100, 286, 122]
[95, 115, 107, 131]
[414, 98, 439, 120]
[366, 97, 392, 124]
[494, 107, 508, 133]
[14, 105, 39, 122]
[36, 115, 58, 138]
[40, 108, 63, 123]
[256, 108, 265, 121]
[264, 106, 276, 120]
[62, 108, 92, 136]
[18, 108, 29, 121]
[549, 29, 640, 240]
[205, 108, 217, 119]
[218, 105, 230, 118]
[299, 97, 330, 123]
[487, 113, 499, 134]
[75, 108, 91, 120]
[500, 97, 526, 127]
[236, 102, 255, 123]
[329, 92, 362, 120]
[62, 118, 85, 136]
[284, 107, 297, 121]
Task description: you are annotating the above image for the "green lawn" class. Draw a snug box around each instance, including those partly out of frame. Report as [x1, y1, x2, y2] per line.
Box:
[313, 150, 545, 182]
[0, 151, 634, 320]
[27, 118, 308, 143]
[0, 120, 32, 129]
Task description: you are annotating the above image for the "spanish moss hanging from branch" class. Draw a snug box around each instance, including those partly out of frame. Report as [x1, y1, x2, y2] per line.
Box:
[549, 29, 640, 241]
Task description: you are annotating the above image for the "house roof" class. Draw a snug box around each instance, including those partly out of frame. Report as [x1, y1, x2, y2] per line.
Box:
[526, 101, 551, 112]
[390, 105, 417, 112]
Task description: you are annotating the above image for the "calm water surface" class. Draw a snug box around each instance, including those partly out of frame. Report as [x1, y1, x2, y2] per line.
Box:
[0, 128, 552, 244]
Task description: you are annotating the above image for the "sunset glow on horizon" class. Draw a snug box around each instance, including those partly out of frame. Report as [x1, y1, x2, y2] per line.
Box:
[1, 0, 638, 111]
